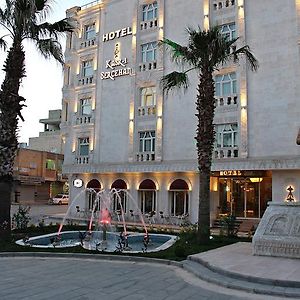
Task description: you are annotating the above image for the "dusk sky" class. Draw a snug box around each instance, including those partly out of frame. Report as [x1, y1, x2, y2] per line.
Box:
[0, 0, 91, 143]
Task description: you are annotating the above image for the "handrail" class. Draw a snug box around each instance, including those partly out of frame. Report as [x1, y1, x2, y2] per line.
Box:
[81, 0, 102, 10]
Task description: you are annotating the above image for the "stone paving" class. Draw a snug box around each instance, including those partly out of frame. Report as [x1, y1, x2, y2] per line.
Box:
[0, 256, 288, 300]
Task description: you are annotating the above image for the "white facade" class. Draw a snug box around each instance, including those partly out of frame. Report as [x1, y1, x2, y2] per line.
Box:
[62, 0, 300, 223]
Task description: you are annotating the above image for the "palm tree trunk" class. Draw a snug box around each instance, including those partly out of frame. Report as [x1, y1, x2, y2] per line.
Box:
[196, 68, 215, 243]
[0, 40, 25, 240]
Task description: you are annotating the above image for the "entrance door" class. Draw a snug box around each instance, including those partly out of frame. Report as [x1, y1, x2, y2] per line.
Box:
[218, 177, 271, 218]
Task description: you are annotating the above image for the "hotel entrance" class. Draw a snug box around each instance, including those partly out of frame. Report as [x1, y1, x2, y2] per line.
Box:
[214, 171, 272, 218]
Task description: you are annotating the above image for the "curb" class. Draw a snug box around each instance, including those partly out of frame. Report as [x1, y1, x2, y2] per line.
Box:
[0, 252, 183, 268]
[187, 255, 300, 288]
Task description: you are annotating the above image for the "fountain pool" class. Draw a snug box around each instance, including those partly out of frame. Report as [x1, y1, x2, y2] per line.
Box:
[16, 189, 179, 253]
[16, 231, 177, 253]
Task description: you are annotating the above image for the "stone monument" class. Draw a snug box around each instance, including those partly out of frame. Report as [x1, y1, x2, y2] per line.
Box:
[253, 193, 300, 258]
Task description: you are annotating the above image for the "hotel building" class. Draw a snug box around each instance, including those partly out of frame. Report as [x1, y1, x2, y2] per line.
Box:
[61, 0, 300, 224]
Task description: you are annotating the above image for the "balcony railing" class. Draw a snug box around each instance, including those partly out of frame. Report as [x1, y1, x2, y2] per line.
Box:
[214, 147, 239, 159]
[140, 19, 158, 31]
[75, 156, 89, 164]
[213, 0, 235, 10]
[80, 38, 96, 49]
[78, 75, 94, 86]
[136, 151, 155, 162]
[76, 115, 93, 125]
[138, 105, 156, 116]
[139, 61, 157, 72]
[215, 95, 238, 107]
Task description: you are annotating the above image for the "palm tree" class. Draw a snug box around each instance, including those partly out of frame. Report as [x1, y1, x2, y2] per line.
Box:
[0, 0, 73, 240]
[161, 26, 258, 243]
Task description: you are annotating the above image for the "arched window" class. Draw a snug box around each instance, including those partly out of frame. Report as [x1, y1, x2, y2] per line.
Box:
[111, 179, 127, 213]
[169, 179, 189, 216]
[139, 179, 156, 214]
[87, 179, 101, 210]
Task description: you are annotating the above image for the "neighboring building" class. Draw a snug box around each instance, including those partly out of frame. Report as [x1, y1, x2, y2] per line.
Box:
[61, 0, 300, 223]
[29, 109, 63, 154]
[13, 148, 67, 204]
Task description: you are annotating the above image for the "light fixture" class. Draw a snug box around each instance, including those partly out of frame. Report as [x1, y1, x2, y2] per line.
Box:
[286, 185, 295, 202]
[73, 178, 83, 188]
[250, 178, 263, 183]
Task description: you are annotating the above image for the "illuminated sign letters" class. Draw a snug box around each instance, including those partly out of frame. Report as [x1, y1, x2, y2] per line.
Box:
[220, 170, 242, 176]
[102, 27, 132, 42]
[101, 43, 133, 81]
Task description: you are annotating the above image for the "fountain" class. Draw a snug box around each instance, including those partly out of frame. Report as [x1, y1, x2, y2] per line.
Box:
[16, 189, 177, 253]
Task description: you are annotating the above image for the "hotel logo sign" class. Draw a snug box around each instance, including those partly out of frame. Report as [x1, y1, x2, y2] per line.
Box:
[102, 27, 132, 42]
[101, 43, 133, 81]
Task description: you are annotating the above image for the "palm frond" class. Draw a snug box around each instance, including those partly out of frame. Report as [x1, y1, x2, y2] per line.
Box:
[160, 71, 189, 94]
[160, 38, 191, 65]
[36, 38, 64, 65]
[0, 36, 7, 51]
[232, 45, 259, 71]
[33, 18, 74, 40]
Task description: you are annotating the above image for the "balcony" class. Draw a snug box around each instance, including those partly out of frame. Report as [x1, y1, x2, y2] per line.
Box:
[75, 156, 89, 164]
[138, 105, 156, 117]
[80, 38, 96, 49]
[76, 115, 93, 125]
[215, 95, 238, 107]
[136, 151, 155, 162]
[214, 147, 239, 159]
[213, 0, 235, 10]
[139, 61, 157, 72]
[78, 75, 94, 86]
[140, 19, 158, 31]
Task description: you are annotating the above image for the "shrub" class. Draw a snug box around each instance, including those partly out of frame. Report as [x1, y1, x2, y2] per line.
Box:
[12, 206, 31, 230]
[174, 244, 186, 257]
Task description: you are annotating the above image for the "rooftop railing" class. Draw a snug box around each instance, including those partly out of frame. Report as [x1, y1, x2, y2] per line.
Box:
[81, 0, 102, 10]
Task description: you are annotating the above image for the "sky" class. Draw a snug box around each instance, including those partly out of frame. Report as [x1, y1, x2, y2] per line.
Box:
[0, 0, 91, 143]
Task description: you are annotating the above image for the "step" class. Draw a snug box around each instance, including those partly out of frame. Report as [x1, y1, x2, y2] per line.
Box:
[182, 260, 300, 298]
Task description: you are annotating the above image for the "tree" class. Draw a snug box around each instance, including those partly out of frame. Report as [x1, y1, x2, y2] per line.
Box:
[0, 0, 73, 240]
[161, 26, 258, 243]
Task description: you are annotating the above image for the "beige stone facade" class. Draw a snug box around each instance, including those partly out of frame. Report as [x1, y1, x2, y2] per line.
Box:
[61, 0, 300, 224]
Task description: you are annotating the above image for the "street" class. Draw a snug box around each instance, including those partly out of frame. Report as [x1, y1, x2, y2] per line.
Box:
[11, 203, 68, 226]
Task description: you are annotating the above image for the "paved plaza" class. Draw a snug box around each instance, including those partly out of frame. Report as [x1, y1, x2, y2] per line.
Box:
[0, 255, 289, 300]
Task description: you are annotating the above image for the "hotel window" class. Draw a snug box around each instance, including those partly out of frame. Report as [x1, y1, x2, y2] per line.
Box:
[215, 72, 237, 96]
[139, 131, 155, 152]
[79, 98, 92, 115]
[139, 179, 156, 214]
[140, 191, 156, 214]
[82, 60, 93, 77]
[78, 137, 89, 156]
[141, 42, 157, 62]
[84, 23, 96, 40]
[142, 2, 158, 21]
[221, 23, 236, 41]
[170, 192, 189, 216]
[141, 87, 156, 106]
[169, 179, 189, 216]
[215, 124, 238, 148]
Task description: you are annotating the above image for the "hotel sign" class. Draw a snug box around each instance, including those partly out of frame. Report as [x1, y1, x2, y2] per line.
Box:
[101, 42, 133, 81]
[102, 27, 132, 42]
[220, 170, 242, 176]
[101, 58, 133, 80]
